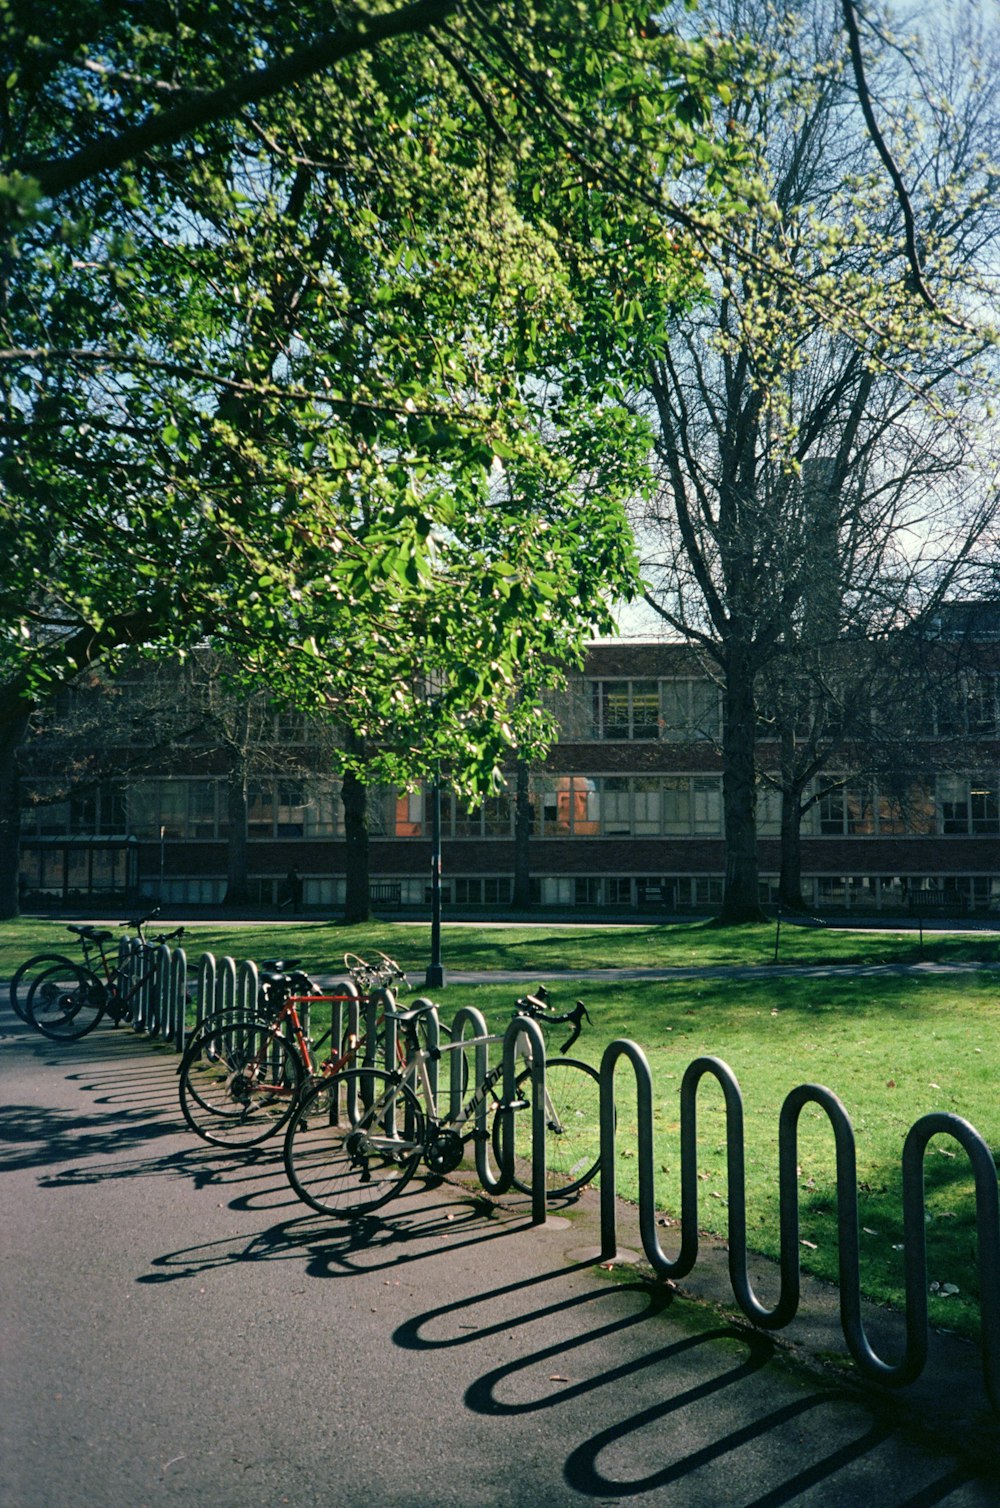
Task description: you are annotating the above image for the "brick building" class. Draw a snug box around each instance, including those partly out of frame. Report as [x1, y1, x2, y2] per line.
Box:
[17, 629, 1000, 916]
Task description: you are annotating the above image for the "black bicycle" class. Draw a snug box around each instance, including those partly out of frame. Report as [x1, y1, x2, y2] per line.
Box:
[11, 909, 184, 1041]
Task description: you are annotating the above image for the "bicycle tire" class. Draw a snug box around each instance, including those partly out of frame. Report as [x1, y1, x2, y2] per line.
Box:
[179, 1011, 304, 1147]
[284, 1068, 424, 1217]
[9, 953, 83, 1023]
[26, 962, 107, 1040]
[492, 1056, 602, 1197]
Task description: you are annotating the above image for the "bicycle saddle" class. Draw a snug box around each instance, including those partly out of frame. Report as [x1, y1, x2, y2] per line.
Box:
[66, 924, 113, 942]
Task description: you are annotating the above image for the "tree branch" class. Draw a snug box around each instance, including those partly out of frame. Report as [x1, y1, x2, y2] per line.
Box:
[23, 0, 459, 201]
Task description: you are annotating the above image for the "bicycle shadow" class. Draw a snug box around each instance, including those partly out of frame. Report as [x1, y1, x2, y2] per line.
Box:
[139, 1181, 536, 1284]
[0, 1101, 192, 1177]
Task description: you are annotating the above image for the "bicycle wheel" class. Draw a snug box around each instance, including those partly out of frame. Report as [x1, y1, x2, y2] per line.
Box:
[179, 1012, 304, 1147]
[493, 1057, 602, 1197]
[284, 1069, 424, 1217]
[26, 963, 107, 1040]
[9, 953, 85, 1024]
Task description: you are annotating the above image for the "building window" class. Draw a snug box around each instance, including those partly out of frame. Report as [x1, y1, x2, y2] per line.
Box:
[939, 776, 970, 834]
[971, 779, 1000, 834]
[663, 777, 691, 834]
[935, 673, 999, 736]
[129, 779, 226, 840]
[757, 782, 781, 836]
[247, 783, 275, 838]
[303, 779, 341, 837]
[661, 678, 721, 741]
[633, 777, 662, 835]
[601, 777, 631, 835]
[692, 777, 723, 834]
[394, 792, 423, 837]
[876, 782, 935, 836]
[591, 680, 660, 740]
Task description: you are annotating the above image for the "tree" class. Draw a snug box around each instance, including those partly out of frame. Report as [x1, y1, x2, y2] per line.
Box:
[1, 1, 746, 914]
[633, 0, 1000, 921]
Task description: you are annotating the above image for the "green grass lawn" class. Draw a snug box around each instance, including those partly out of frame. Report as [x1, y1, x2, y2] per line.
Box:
[2, 913, 997, 977]
[3, 914, 998, 1342]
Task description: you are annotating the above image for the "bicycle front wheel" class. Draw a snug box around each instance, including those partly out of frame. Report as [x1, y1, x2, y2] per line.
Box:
[26, 963, 107, 1040]
[10, 953, 86, 1024]
[179, 1012, 304, 1147]
[284, 1069, 424, 1217]
[493, 1057, 602, 1197]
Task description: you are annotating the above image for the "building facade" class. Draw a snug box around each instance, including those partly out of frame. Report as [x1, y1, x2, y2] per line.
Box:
[17, 635, 1000, 915]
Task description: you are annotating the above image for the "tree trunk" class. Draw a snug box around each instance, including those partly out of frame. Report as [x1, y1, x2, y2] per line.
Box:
[718, 650, 765, 923]
[0, 704, 32, 919]
[341, 767, 371, 924]
[511, 758, 533, 909]
[224, 753, 251, 905]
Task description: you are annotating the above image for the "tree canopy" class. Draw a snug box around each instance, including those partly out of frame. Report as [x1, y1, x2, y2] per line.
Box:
[0, 0, 751, 800]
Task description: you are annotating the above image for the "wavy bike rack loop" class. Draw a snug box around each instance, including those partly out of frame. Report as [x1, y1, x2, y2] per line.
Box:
[598, 1039, 1000, 1412]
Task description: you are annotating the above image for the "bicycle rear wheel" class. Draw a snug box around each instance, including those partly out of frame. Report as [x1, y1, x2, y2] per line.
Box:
[284, 1069, 424, 1217]
[10, 953, 85, 1024]
[179, 1012, 304, 1147]
[26, 963, 107, 1040]
[493, 1057, 602, 1197]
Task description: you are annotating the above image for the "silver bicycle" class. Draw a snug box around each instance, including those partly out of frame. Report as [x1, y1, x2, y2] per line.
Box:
[282, 993, 601, 1217]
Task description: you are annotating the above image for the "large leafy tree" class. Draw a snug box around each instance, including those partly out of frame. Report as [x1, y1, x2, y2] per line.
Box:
[0, 1, 747, 914]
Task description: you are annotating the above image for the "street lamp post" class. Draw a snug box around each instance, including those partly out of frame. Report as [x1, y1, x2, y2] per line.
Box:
[425, 766, 446, 989]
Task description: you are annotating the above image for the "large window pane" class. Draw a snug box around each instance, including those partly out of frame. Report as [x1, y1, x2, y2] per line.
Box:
[663, 777, 692, 834]
[970, 777, 1000, 834]
[633, 777, 662, 835]
[692, 777, 722, 833]
[601, 777, 631, 834]
[939, 776, 969, 834]
[631, 682, 660, 740]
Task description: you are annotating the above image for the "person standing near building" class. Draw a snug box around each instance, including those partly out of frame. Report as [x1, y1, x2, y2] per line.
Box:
[284, 866, 303, 914]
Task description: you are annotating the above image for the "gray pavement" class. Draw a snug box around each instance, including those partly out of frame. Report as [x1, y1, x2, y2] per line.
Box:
[2, 1012, 999, 1508]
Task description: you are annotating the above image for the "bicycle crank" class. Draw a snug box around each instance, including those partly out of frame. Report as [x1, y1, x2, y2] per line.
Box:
[424, 1129, 465, 1174]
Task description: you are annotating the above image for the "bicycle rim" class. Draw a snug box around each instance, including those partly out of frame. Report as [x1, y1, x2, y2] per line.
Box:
[495, 1057, 602, 1197]
[284, 1069, 424, 1217]
[10, 954, 83, 1024]
[27, 963, 106, 1040]
[179, 1013, 304, 1146]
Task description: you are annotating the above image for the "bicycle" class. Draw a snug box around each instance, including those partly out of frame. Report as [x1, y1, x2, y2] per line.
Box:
[282, 989, 601, 1218]
[12, 910, 185, 1041]
[177, 951, 411, 1148]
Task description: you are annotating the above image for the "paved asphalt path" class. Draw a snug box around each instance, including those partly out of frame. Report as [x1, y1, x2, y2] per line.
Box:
[2, 1011, 999, 1508]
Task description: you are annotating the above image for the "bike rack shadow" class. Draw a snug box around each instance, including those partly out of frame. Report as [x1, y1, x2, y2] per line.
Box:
[393, 1267, 997, 1501]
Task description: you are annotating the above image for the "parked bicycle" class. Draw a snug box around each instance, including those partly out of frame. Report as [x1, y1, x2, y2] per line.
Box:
[177, 951, 411, 1148]
[282, 988, 601, 1218]
[10, 909, 184, 1041]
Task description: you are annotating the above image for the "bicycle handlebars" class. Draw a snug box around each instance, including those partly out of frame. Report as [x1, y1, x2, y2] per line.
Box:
[513, 988, 592, 1053]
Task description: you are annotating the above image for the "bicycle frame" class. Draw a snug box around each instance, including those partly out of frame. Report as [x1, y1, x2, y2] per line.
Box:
[350, 1008, 549, 1215]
